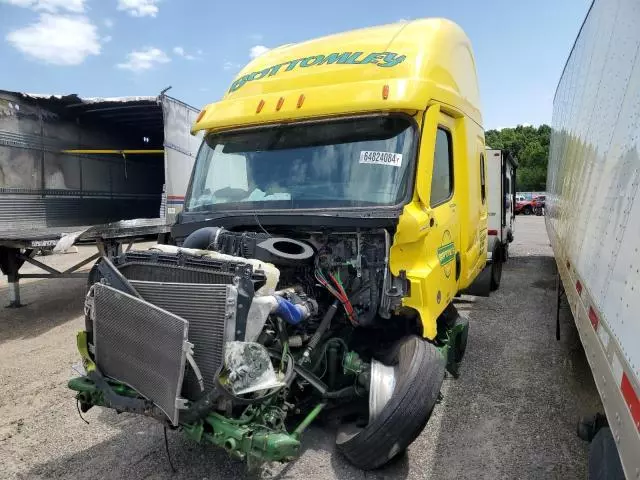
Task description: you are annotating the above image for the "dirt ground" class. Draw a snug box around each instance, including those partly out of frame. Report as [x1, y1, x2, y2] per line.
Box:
[0, 217, 602, 479]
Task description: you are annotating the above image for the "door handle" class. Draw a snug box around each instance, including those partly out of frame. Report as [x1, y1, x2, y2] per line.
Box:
[455, 252, 461, 281]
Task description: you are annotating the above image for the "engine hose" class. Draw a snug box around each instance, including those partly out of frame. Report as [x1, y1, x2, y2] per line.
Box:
[328, 345, 338, 389]
[302, 300, 340, 365]
[311, 337, 349, 373]
[322, 386, 356, 399]
[181, 227, 223, 250]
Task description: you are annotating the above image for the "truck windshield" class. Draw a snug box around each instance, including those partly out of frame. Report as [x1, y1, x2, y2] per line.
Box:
[185, 115, 415, 212]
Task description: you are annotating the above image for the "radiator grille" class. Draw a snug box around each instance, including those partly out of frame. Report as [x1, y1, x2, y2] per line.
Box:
[92, 283, 188, 425]
[130, 281, 237, 400]
[112, 250, 266, 289]
[120, 262, 237, 285]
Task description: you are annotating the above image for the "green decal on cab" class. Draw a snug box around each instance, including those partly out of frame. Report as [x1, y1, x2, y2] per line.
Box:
[437, 242, 455, 266]
[229, 51, 406, 92]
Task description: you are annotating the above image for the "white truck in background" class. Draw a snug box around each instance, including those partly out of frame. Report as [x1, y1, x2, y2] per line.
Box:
[486, 149, 517, 290]
[548, 0, 640, 477]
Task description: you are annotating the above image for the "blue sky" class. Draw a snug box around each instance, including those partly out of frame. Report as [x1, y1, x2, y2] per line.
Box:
[0, 0, 590, 129]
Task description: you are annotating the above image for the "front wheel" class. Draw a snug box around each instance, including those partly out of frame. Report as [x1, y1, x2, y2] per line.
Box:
[336, 336, 445, 470]
[523, 206, 532, 215]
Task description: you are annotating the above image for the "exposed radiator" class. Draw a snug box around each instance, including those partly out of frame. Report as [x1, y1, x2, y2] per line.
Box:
[112, 250, 264, 287]
[130, 280, 238, 400]
[92, 283, 190, 426]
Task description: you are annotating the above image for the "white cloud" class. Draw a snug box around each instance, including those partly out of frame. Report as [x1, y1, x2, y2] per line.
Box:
[6, 14, 100, 65]
[249, 45, 270, 59]
[104, 18, 114, 28]
[173, 46, 197, 60]
[116, 47, 169, 72]
[117, 0, 159, 17]
[103, 35, 112, 43]
[223, 60, 242, 71]
[0, 0, 85, 12]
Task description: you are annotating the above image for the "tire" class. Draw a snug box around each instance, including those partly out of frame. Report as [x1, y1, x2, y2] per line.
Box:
[336, 336, 445, 470]
[490, 246, 502, 291]
[523, 206, 532, 215]
[588, 428, 625, 480]
[490, 260, 502, 290]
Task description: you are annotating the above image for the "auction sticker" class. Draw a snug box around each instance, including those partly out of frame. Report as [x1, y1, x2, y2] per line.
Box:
[359, 151, 402, 167]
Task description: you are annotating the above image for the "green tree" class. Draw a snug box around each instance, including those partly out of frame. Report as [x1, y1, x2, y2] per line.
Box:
[485, 124, 550, 191]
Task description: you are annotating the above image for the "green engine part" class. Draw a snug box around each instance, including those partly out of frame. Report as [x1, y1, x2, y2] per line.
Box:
[68, 376, 140, 409]
[189, 403, 325, 463]
[198, 412, 301, 462]
[342, 351, 366, 375]
[437, 316, 469, 377]
[68, 375, 326, 464]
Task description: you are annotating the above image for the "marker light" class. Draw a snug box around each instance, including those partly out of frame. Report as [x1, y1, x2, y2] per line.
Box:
[297, 94, 305, 108]
[276, 97, 285, 111]
[382, 84, 390, 100]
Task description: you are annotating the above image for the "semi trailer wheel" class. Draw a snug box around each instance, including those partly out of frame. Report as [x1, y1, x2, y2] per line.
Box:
[336, 336, 445, 470]
[588, 427, 625, 480]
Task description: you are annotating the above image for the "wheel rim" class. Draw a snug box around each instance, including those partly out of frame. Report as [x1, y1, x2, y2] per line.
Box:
[368, 360, 397, 424]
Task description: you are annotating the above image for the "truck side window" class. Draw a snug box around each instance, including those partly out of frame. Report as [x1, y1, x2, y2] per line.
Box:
[430, 128, 453, 207]
[480, 153, 486, 204]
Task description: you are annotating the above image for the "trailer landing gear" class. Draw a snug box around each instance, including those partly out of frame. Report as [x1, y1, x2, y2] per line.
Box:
[0, 247, 29, 308]
[0, 244, 109, 308]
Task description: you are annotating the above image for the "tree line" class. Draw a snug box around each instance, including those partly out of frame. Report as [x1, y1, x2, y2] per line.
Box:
[485, 124, 550, 191]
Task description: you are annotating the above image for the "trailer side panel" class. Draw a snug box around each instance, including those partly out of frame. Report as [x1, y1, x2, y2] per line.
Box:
[160, 96, 202, 224]
[547, 0, 640, 475]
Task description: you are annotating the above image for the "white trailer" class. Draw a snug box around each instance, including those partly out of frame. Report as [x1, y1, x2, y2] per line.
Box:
[548, 0, 640, 476]
[486, 149, 517, 290]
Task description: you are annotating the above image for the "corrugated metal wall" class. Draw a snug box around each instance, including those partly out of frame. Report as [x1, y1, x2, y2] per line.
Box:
[0, 92, 164, 232]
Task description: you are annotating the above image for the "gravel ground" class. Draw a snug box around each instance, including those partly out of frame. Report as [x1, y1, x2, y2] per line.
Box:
[0, 217, 602, 479]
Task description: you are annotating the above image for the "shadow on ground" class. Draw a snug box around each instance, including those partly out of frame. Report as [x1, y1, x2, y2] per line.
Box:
[0, 278, 86, 344]
[422, 253, 601, 479]
[25, 409, 409, 480]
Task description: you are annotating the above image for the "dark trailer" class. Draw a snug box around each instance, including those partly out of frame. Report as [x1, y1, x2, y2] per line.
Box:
[0, 90, 200, 306]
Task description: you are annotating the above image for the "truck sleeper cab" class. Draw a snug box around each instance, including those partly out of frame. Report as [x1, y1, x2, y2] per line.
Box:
[69, 18, 490, 471]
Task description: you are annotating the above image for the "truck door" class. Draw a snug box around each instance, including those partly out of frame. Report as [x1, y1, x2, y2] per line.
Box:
[424, 112, 461, 306]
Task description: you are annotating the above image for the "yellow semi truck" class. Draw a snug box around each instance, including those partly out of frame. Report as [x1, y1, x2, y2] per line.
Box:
[69, 18, 490, 470]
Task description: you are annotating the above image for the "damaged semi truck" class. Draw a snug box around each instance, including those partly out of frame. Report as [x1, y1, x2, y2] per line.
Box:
[68, 19, 490, 470]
